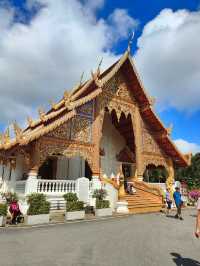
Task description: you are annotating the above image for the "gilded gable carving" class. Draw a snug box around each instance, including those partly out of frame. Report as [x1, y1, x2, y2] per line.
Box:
[46, 116, 92, 143]
[77, 100, 94, 118]
[141, 119, 164, 156]
[99, 72, 136, 119]
[102, 72, 136, 104]
[71, 116, 91, 143]
[47, 121, 71, 139]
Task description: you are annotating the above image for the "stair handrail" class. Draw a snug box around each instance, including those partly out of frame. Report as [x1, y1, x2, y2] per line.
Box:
[132, 180, 164, 199]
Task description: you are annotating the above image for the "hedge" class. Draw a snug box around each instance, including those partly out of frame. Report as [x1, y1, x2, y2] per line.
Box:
[27, 193, 50, 215]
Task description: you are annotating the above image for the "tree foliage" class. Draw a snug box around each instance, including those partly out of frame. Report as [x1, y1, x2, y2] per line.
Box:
[143, 166, 168, 183]
[175, 153, 200, 189]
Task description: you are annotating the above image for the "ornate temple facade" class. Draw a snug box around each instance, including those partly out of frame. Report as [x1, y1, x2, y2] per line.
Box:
[0, 48, 190, 212]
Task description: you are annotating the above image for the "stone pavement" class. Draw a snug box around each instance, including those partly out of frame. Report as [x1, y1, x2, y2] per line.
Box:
[0, 209, 200, 266]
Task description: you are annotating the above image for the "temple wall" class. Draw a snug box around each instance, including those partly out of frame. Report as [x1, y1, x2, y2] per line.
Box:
[100, 113, 126, 177]
[56, 156, 85, 180]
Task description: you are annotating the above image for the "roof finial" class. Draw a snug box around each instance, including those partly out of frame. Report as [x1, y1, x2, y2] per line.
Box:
[3, 127, 10, 145]
[167, 123, 173, 135]
[13, 121, 22, 140]
[27, 116, 33, 127]
[49, 100, 56, 109]
[79, 71, 84, 86]
[97, 57, 103, 77]
[38, 107, 45, 121]
[127, 32, 135, 53]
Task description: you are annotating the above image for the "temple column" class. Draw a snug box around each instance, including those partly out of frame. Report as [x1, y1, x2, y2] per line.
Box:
[91, 99, 101, 179]
[132, 106, 143, 181]
[166, 158, 175, 198]
[25, 141, 40, 194]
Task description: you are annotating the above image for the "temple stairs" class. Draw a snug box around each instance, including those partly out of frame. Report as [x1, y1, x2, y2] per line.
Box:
[120, 181, 164, 214]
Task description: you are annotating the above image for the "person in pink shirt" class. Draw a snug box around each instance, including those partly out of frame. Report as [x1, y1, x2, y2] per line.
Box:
[195, 197, 200, 238]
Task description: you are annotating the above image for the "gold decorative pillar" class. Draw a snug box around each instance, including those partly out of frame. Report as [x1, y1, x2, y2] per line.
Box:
[91, 99, 101, 178]
[132, 106, 143, 181]
[29, 141, 40, 178]
[166, 158, 175, 197]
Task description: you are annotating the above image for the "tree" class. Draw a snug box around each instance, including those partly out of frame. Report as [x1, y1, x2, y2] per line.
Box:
[143, 166, 168, 183]
[175, 153, 200, 189]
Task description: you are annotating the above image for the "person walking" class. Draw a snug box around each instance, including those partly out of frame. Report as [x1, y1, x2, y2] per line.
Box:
[165, 188, 172, 216]
[173, 187, 183, 220]
[195, 196, 200, 238]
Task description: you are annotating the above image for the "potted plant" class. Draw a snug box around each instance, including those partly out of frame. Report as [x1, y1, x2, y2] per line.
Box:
[0, 203, 7, 227]
[64, 193, 85, 221]
[92, 189, 112, 217]
[26, 193, 50, 225]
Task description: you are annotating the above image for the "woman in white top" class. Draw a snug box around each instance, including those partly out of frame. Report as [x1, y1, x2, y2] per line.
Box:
[195, 197, 200, 238]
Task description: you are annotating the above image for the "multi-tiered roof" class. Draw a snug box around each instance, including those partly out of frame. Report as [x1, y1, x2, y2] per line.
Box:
[0, 49, 190, 167]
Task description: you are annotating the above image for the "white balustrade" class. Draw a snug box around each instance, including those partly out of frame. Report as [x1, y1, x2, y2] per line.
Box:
[37, 179, 76, 195]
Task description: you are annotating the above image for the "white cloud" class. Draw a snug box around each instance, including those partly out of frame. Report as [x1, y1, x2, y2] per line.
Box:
[0, 0, 137, 127]
[135, 8, 200, 112]
[174, 139, 200, 154]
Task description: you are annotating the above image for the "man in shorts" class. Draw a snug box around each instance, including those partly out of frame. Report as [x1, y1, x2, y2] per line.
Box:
[195, 196, 200, 238]
[173, 187, 183, 220]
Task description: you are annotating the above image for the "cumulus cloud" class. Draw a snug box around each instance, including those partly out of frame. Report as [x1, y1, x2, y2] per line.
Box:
[135, 8, 200, 112]
[174, 139, 200, 154]
[0, 0, 137, 127]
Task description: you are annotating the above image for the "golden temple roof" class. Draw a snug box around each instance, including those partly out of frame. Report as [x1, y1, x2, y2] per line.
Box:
[0, 48, 189, 167]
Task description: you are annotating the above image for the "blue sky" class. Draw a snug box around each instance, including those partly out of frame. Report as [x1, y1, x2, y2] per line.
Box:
[0, 0, 200, 153]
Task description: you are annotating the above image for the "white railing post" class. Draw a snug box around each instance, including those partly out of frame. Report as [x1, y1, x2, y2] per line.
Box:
[76, 177, 89, 203]
[25, 170, 39, 196]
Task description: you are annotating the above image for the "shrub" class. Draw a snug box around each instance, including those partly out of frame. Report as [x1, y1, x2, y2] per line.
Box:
[0, 203, 7, 216]
[63, 193, 78, 202]
[96, 199, 110, 209]
[27, 193, 50, 215]
[92, 189, 107, 201]
[66, 201, 84, 212]
[63, 192, 84, 212]
[188, 190, 200, 201]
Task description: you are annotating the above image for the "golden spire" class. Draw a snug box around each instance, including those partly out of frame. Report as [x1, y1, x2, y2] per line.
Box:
[127, 32, 134, 53]
[13, 121, 22, 140]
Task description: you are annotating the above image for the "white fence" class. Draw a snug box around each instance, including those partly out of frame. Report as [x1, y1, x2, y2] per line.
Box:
[37, 179, 76, 194]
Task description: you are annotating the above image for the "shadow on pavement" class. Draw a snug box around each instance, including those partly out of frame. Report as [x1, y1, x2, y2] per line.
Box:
[171, 252, 200, 266]
[166, 215, 179, 219]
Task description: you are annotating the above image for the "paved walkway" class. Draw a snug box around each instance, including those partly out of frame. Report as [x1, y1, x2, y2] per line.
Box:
[0, 209, 200, 266]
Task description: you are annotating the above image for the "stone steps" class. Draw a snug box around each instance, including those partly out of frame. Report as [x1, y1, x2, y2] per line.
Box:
[47, 196, 66, 211]
[121, 185, 163, 214]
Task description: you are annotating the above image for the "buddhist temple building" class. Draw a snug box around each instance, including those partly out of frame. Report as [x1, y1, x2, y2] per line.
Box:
[0, 47, 190, 213]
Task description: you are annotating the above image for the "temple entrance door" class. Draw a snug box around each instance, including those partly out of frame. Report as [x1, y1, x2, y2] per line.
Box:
[38, 157, 57, 180]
